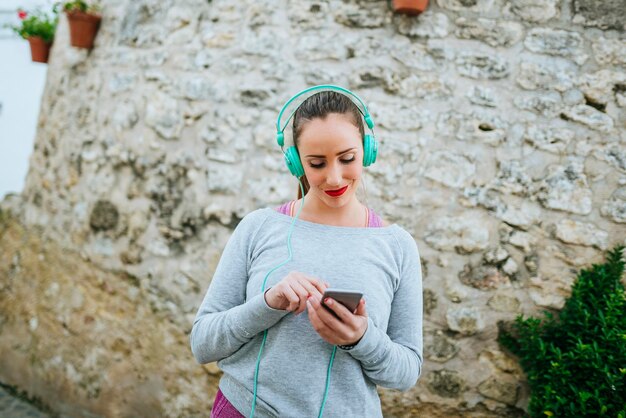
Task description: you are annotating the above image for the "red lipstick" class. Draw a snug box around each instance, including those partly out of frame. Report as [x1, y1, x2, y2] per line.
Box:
[325, 185, 348, 197]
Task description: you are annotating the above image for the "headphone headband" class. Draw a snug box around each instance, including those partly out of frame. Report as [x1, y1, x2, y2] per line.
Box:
[275, 84, 375, 147]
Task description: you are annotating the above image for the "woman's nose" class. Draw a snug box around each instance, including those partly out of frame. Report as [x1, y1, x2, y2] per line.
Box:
[326, 164, 342, 186]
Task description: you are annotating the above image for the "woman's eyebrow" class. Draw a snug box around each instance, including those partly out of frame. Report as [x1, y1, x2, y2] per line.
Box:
[305, 147, 356, 158]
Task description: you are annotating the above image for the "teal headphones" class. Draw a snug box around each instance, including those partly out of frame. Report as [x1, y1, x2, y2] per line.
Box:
[250, 85, 378, 418]
[275, 84, 379, 178]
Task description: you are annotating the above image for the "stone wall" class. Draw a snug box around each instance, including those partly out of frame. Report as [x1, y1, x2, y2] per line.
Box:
[1, 0, 625, 416]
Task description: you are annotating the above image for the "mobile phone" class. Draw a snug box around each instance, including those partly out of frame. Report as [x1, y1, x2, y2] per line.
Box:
[321, 289, 363, 316]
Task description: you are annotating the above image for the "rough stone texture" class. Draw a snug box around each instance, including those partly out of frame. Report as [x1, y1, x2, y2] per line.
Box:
[601, 187, 626, 223]
[423, 151, 476, 188]
[561, 104, 615, 132]
[459, 245, 518, 290]
[467, 85, 498, 107]
[89, 200, 120, 232]
[426, 369, 467, 398]
[424, 214, 490, 253]
[456, 52, 510, 79]
[505, 0, 560, 23]
[592, 37, 626, 67]
[437, 0, 501, 15]
[572, 0, 626, 31]
[516, 60, 577, 92]
[555, 219, 609, 250]
[424, 330, 460, 362]
[478, 374, 521, 405]
[396, 11, 450, 38]
[524, 28, 588, 65]
[1, 0, 625, 417]
[0, 385, 52, 418]
[528, 275, 571, 309]
[535, 159, 593, 215]
[488, 293, 522, 312]
[455, 17, 524, 47]
[446, 307, 487, 335]
[524, 125, 575, 154]
[0, 212, 217, 417]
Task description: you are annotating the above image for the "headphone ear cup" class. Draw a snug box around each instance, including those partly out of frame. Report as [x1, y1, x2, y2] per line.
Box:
[363, 134, 378, 167]
[284, 146, 305, 178]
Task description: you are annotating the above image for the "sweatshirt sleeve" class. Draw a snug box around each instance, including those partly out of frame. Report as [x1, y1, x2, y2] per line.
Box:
[190, 210, 290, 364]
[340, 230, 424, 392]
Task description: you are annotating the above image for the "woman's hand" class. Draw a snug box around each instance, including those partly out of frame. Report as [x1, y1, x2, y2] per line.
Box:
[306, 294, 368, 346]
[264, 271, 329, 314]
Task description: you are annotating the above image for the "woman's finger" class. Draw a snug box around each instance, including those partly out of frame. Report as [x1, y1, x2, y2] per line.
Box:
[322, 297, 354, 322]
[299, 277, 325, 300]
[310, 296, 348, 334]
[306, 277, 329, 296]
[306, 298, 322, 330]
[281, 285, 301, 312]
[289, 281, 310, 314]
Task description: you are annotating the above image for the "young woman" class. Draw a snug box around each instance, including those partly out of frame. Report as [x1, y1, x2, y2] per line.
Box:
[190, 87, 423, 418]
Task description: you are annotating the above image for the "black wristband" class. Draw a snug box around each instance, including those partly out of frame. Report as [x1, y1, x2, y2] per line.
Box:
[338, 343, 357, 350]
[338, 335, 363, 350]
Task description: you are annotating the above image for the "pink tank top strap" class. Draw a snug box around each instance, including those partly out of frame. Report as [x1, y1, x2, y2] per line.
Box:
[276, 201, 292, 215]
[277, 201, 384, 227]
[367, 208, 384, 228]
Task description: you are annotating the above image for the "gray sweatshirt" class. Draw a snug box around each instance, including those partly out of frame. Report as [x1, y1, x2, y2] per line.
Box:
[190, 207, 423, 417]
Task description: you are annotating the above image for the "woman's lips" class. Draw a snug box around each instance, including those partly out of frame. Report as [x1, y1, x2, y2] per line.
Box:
[325, 185, 348, 197]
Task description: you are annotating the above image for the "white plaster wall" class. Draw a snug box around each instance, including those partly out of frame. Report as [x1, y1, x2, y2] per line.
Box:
[0, 0, 52, 199]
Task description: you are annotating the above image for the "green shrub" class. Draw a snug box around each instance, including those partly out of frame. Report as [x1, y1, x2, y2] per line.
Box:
[499, 245, 626, 418]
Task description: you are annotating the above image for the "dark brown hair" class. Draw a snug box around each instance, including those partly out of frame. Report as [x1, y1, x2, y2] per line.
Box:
[292, 91, 365, 199]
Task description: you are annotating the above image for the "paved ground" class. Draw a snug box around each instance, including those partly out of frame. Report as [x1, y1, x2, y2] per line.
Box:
[0, 385, 52, 418]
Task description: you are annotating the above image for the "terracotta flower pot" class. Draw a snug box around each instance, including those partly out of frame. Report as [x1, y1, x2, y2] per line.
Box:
[392, 0, 429, 15]
[65, 10, 101, 49]
[27, 36, 52, 63]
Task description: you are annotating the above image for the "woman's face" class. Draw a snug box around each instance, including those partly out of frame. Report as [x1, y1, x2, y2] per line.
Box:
[297, 113, 363, 209]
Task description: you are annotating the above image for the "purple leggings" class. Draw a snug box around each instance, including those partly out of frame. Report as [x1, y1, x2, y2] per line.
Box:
[211, 388, 245, 418]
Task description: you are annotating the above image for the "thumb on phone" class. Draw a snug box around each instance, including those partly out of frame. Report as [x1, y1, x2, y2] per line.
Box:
[355, 298, 367, 317]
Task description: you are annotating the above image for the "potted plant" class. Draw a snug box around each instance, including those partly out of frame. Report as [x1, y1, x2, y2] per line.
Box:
[8, 8, 58, 63]
[392, 0, 429, 15]
[59, 0, 102, 49]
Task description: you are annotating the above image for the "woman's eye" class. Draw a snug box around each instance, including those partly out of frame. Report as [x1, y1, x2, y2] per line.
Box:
[309, 156, 356, 169]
